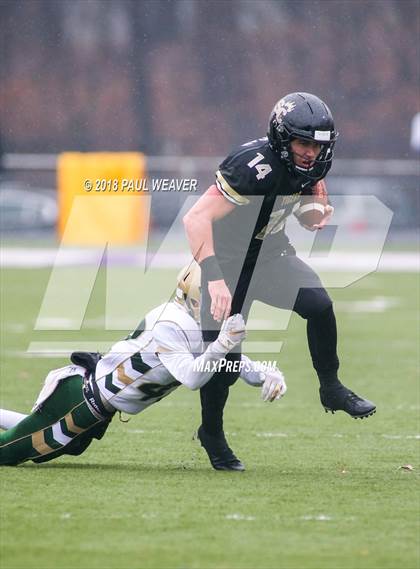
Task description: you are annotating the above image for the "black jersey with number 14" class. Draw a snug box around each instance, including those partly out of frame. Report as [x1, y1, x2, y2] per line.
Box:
[213, 137, 312, 267]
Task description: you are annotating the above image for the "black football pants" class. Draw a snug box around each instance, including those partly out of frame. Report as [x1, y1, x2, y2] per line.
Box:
[200, 255, 340, 435]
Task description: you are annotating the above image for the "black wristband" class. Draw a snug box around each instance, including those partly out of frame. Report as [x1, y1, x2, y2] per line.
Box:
[199, 255, 224, 282]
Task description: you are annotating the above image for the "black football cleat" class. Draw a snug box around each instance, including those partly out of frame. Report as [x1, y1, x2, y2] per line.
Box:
[320, 383, 376, 419]
[196, 425, 245, 471]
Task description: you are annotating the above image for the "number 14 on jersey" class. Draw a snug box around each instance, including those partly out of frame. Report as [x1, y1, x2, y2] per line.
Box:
[247, 152, 272, 180]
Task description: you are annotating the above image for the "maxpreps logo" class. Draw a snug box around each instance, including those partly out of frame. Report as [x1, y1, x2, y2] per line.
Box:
[193, 359, 277, 373]
[273, 99, 296, 123]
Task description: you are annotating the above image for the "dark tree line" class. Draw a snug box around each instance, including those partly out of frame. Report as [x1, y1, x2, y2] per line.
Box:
[0, 0, 418, 158]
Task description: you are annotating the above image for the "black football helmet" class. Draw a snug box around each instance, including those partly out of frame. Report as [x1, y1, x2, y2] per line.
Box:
[267, 92, 338, 182]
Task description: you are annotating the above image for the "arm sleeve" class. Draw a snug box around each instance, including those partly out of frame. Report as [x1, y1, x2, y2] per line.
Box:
[153, 322, 229, 391]
[214, 150, 259, 206]
[215, 169, 250, 206]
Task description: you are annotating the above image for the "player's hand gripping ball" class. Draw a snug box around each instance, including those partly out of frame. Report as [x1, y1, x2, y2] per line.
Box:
[294, 180, 331, 230]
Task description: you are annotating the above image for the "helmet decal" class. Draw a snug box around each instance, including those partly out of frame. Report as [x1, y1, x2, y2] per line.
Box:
[273, 99, 296, 123]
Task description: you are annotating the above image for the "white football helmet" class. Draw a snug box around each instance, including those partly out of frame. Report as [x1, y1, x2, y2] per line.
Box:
[174, 261, 201, 321]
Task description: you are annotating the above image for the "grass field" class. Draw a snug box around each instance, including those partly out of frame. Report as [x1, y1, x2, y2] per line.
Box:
[0, 262, 419, 569]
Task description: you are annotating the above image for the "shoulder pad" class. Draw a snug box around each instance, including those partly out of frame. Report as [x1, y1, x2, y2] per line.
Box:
[154, 303, 198, 333]
[216, 138, 277, 204]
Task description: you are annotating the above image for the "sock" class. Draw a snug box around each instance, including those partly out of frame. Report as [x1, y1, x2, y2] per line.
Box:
[0, 409, 28, 430]
[306, 305, 340, 387]
[200, 379, 230, 435]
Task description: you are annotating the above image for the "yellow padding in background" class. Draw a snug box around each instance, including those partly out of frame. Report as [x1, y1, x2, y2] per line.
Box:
[57, 152, 147, 245]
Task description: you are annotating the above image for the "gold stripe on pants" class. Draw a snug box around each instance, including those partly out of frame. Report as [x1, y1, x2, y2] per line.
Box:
[32, 430, 55, 455]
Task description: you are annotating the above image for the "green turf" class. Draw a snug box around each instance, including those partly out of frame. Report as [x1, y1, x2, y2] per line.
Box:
[0, 266, 419, 569]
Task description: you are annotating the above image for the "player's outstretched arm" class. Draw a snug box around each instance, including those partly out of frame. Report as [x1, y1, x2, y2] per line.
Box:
[239, 355, 287, 402]
[183, 185, 235, 322]
[155, 314, 246, 390]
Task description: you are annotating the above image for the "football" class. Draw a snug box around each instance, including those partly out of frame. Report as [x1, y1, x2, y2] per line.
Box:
[294, 180, 328, 228]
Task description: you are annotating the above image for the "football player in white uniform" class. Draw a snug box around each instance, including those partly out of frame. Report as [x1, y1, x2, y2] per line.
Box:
[0, 262, 286, 468]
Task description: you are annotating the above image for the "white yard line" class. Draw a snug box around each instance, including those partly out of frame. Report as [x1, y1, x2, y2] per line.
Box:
[1, 248, 418, 271]
[225, 514, 256, 521]
[334, 296, 401, 313]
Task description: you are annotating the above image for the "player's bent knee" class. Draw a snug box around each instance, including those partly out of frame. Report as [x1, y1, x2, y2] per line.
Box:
[294, 288, 333, 319]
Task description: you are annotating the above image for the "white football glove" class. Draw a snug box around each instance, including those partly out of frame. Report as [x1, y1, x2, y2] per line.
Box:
[261, 369, 287, 402]
[217, 314, 246, 351]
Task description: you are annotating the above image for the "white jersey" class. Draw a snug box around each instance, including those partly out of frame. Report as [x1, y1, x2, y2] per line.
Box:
[29, 302, 271, 418]
[10, 300, 281, 429]
[95, 302, 224, 414]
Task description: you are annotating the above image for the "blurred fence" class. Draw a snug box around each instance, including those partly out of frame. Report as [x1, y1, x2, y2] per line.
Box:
[0, 154, 418, 236]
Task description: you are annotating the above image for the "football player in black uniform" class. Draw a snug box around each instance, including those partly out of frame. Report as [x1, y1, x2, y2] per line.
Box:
[183, 92, 376, 471]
